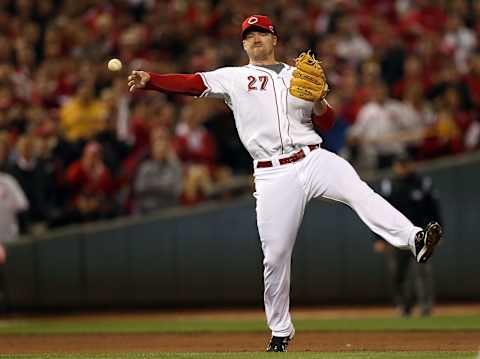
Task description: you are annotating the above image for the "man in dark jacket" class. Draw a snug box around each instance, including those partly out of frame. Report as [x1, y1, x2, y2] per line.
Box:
[374, 156, 442, 316]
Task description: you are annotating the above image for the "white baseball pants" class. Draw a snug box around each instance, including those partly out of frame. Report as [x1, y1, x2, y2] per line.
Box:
[253, 147, 421, 337]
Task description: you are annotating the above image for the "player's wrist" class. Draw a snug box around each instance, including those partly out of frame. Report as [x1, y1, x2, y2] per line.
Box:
[313, 98, 330, 116]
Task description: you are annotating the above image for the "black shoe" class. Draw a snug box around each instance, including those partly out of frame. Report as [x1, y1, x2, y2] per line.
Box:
[399, 305, 412, 318]
[421, 308, 432, 317]
[266, 330, 294, 352]
[415, 222, 442, 263]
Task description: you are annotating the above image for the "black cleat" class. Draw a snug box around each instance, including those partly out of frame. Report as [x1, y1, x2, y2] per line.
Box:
[266, 330, 295, 352]
[415, 222, 442, 263]
[266, 336, 291, 352]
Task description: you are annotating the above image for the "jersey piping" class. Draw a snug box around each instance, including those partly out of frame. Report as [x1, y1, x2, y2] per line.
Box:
[281, 77, 294, 148]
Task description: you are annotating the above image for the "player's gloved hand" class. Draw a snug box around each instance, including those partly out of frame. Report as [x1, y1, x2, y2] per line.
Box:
[289, 50, 328, 102]
[128, 70, 151, 93]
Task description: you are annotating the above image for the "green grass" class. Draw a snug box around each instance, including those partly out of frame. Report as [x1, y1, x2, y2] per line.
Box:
[1, 315, 480, 335]
[2, 315, 478, 358]
[0, 352, 477, 359]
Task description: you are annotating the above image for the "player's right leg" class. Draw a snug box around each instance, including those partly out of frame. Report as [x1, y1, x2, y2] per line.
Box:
[254, 165, 306, 347]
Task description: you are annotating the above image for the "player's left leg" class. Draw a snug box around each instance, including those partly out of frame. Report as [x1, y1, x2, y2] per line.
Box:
[254, 165, 307, 344]
[302, 149, 441, 259]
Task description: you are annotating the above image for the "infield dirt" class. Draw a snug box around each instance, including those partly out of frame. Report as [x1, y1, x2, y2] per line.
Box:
[1, 304, 479, 354]
[1, 331, 479, 353]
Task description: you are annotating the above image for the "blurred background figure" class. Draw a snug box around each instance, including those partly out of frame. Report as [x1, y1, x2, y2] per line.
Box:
[173, 101, 233, 205]
[0, 132, 10, 172]
[60, 79, 109, 145]
[60, 141, 115, 226]
[0, 169, 29, 311]
[7, 135, 51, 234]
[374, 155, 442, 317]
[132, 127, 183, 215]
[347, 82, 406, 169]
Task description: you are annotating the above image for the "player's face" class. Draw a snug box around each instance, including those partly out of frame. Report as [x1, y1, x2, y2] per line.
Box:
[242, 31, 277, 62]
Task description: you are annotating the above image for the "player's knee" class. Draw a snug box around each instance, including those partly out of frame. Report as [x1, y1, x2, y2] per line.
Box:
[263, 247, 292, 269]
[345, 183, 376, 206]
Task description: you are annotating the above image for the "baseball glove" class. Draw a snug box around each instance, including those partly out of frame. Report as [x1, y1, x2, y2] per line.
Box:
[290, 50, 328, 102]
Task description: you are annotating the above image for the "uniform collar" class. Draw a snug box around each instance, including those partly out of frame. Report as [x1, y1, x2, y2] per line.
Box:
[245, 63, 290, 75]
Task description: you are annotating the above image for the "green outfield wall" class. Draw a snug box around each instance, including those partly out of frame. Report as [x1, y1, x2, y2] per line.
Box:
[4, 153, 480, 309]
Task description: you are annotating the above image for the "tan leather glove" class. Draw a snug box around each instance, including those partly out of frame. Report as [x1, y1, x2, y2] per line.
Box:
[290, 50, 329, 102]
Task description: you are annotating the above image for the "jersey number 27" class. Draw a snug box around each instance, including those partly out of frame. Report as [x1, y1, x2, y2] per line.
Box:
[248, 75, 268, 91]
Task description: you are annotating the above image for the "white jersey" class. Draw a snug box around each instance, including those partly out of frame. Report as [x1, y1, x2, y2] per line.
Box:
[0, 173, 29, 243]
[199, 64, 322, 160]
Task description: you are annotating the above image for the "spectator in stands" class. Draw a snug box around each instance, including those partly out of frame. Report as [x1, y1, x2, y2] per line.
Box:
[107, 77, 134, 146]
[8, 135, 51, 234]
[465, 116, 480, 151]
[174, 101, 233, 204]
[347, 82, 406, 169]
[336, 67, 366, 124]
[472, 0, 480, 35]
[443, 14, 477, 73]
[0, 132, 10, 172]
[335, 15, 373, 67]
[0, 35, 12, 64]
[64, 141, 115, 224]
[174, 102, 216, 205]
[33, 124, 70, 227]
[398, 85, 436, 157]
[132, 127, 183, 214]
[0, 169, 28, 312]
[174, 102, 216, 168]
[60, 79, 109, 143]
[354, 60, 382, 115]
[398, 0, 447, 41]
[419, 107, 463, 159]
[0, 81, 17, 132]
[422, 84, 472, 159]
[95, 86, 132, 177]
[392, 55, 430, 100]
[464, 53, 480, 150]
[464, 52, 480, 111]
[427, 59, 473, 111]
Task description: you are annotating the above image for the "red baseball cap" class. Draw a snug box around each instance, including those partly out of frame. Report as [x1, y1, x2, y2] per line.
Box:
[241, 15, 277, 39]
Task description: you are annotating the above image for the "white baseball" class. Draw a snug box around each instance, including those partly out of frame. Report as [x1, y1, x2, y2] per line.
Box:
[108, 58, 122, 72]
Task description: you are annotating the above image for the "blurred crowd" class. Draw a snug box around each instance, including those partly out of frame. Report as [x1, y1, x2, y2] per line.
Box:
[0, 0, 480, 234]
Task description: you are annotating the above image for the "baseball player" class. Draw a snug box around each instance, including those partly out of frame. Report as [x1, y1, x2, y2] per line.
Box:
[127, 15, 442, 352]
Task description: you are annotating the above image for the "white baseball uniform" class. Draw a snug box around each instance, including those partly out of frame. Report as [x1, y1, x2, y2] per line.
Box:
[199, 63, 422, 337]
[0, 173, 29, 244]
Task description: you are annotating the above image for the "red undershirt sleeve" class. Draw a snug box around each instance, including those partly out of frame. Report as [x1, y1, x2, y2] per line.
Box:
[311, 105, 336, 132]
[144, 72, 208, 97]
